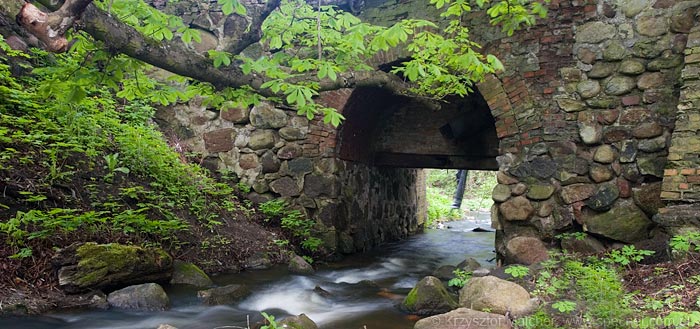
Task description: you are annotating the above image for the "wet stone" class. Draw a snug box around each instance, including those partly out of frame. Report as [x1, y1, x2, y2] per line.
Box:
[220, 106, 250, 123]
[637, 72, 665, 90]
[249, 103, 287, 129]
[590, 163, 614, 183]
[603, 127, 631, 143]
[633, 39, 665, 59]
[593, 145, 615, 163]
[632, 122, 663, 139]
[277, 144, 303, 160]
[304, 174, 338, 198]
[269, 177, 301, 197]
[560, 67, 583, 82]
[527, 184, 555, 201]
[588, 62, 617, 79]
[671, 10, 696, 33]
[638, 136, 667, 153]
[260, 151, 281, 173]
[619, 59, 646, 75]
[203, 129, 235, 153]
[619, 140, 638, 163]
[530, 157, 558, 179]
[492, 184, 511, 202]
[576, 22, 616, 44]
[586, 183, 620, 211]
[511, 183, 528, 196]
[498, 196, 535, 221]
[556, 97, 586, 112]
[249, 130, 276, 150]
[622, 163, 642, 182]
[577, 80, 601, 99]
[621, 0, 651, 17]
[239, 153, 258, 170]
[603, 41, 626, 61]
[637, 156, 666, 177]
[584, 200, 652, 243]
[605, 76, 636, 96]
[636, 16, 669, 37]
[279, 127, 306, 141]
[560, 184, 596, 204]
[647, 55, 683, 71]
[288, 157, 313, 175]
[579, 123, 603, 145]
[497, 171, 520, 185]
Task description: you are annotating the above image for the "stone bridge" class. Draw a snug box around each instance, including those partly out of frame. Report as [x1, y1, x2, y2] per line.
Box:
[156, 0, 700, 262]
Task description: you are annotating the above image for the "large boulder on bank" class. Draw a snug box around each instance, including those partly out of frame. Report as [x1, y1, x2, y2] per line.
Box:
[197, 284, 251, 305]
[107, 283, 169, 311]
[52, 242, 173, 294]
[402, 276, 458, 316]
[288, 254, 315, 275]
[459, 276, 535, 316]
[170, 261, 213, 287]
[278, 314, 319, 329]
[414, 308, 512, 329]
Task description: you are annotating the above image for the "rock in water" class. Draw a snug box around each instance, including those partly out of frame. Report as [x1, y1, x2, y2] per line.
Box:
[459, 276, 535, 316]
[278, 314, 319, 329]
[107, 283, 169, 311]
[288, 254, 315, 275]
[401, 276, 458, 316]
[52, 242, 173, 294]
[414, 308, 511, 329]
[170, 261, 213, 287]
[197, 284, 251, 305]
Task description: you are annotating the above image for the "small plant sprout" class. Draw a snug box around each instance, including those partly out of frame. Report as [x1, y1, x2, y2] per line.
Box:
[552, 300, 577, 314]
[505, 265, 530, 279]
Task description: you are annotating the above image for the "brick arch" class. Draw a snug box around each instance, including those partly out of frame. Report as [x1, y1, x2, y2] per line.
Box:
[333, 86, 499, 169]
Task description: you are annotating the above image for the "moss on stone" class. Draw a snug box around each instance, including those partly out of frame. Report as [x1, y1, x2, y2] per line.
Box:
[73, 242, 171, 288]
[171, 261, 212, 287]
[404, 286, 419, 309]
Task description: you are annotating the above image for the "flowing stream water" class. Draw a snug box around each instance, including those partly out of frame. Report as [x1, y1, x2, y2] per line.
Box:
[2, 213, 495, 329]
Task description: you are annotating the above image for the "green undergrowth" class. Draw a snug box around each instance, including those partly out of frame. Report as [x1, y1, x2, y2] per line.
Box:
[514, 237, 700, 329]
[259, 199, 323, 260]
[0, 36, 248, 259]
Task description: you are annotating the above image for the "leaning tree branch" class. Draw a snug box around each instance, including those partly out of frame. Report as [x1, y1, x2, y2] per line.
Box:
[12, 0, 433, 108]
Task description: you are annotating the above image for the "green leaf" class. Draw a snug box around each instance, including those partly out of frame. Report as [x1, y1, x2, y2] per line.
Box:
[180, 28, 202, 44]
[218, 0, 247, 16]
[486, 54, 504, 71]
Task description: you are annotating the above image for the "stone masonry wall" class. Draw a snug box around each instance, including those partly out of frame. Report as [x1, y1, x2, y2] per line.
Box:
[154, 0, 700, 262]
[482, 0, 697, 264]
[155, 91, 424, 255]
[655, 10, 700, 236]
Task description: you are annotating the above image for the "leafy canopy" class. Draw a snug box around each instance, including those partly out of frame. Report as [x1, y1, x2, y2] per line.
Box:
[53, 0, 548, 126]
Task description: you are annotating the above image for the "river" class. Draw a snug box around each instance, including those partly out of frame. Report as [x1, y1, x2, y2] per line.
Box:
[1, 213, 495, 329]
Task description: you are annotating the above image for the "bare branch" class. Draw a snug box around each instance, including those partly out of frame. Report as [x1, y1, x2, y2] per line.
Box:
[16, 0, 93, 52]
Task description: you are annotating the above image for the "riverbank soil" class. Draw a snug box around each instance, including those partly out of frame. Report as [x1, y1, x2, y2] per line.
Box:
[0, 155, 285, 314]
[624, 256, 700, 319]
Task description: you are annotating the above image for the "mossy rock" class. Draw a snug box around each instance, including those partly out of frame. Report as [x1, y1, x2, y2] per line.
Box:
[401, 276, 458, 316]
[53, 242, 173, 294]
[170, 261, 213, 287]
[278, 314, 319, 329]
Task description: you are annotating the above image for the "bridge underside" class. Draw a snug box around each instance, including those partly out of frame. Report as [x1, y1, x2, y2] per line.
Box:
[337, 87, 499, 170]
